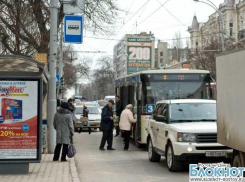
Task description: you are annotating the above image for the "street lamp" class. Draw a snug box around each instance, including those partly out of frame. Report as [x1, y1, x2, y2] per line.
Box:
[194, 0, 225, 52]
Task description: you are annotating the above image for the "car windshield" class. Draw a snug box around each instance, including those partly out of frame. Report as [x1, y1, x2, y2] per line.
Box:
[88, 107, 99, 114]
[75, 99, 82, 104]
[75, 107, 84, 114]
[86, 103, 100, 108]
[169, 103, 217, 122]
[75, 107, 99, 114]
[98, 101, 107, 107]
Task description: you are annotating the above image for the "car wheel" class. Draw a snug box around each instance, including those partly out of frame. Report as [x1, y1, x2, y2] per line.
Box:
[166, 142, 182, 172]
[148, 137, 161, 162]
[233, 154, 242, 167]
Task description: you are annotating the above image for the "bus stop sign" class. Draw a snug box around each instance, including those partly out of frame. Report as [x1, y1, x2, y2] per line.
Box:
[64, 15, 83, 44]
[146, 104, 155, 114]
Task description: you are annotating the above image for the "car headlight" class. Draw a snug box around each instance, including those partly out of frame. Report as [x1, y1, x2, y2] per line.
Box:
[177, 133, 197, 142]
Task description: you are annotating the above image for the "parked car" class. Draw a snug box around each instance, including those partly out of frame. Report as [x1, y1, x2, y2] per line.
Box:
[97, 100, 108, 109]
[74, 99, 83, 106]
[147, 99, 232, 172]
[85, 102, 102, 113]
[74, 106, 101, 132]
[104, 96, 115, 102]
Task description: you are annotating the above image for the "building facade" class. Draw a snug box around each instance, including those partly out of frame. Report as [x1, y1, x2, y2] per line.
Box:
[155, 41, 169, 68]
[188, 0, 245, 51]
[113, 32, 155, 78]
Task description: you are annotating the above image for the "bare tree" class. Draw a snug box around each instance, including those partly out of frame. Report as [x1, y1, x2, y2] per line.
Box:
[171, 31, 184, 62]
[189, 37, 243, 80]
[62, 46, 90, 90]
[0, 0, 119, 56]
[79, 56, 115, 100]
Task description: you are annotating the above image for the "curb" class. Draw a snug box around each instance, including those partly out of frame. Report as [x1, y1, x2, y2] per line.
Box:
[69, 157, 81, 182]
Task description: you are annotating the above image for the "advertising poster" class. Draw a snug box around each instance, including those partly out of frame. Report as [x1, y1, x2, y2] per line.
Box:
[0, 81, 38, 159]
[127, 38, 152, 75]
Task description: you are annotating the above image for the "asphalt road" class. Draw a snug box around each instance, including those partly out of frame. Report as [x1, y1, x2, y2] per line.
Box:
[73, 130, 189, 182]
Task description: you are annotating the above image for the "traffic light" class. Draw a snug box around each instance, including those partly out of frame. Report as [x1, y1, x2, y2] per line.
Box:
[60, 77, 64, 87]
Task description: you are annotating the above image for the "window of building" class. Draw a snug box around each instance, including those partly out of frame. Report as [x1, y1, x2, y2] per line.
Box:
[160, 58, 163, 63]
[230, 23, 233, 37]
[160, 52, 163, 56]
[241, 20, 244, 30]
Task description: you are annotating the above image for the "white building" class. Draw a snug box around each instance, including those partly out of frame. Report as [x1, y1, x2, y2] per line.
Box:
[113, 32, 155, 78]
[188, 0, 245, 51]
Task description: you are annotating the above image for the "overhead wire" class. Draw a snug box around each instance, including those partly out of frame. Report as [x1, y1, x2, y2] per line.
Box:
[136, 0, 172, 28]
[101, 0, 152, 51]
[155, 0, 186, 27]
[123, 0, 136, 24]
[84, 31, 224, 42]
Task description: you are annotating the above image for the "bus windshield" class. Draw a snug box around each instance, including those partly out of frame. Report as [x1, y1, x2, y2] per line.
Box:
[143, 81, 209, 106]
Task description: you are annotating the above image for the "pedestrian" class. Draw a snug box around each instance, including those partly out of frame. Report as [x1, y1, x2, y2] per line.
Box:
[119, 104, 136, 151]
[81, 105, 91, 134]
[53, 102, 74, 162]
[115, 96, 123, 137]
[67, 98, 76, 127]
[99, 100, 115, 151]
[57, 97, 61, 107]
[68, 98, 75, 113]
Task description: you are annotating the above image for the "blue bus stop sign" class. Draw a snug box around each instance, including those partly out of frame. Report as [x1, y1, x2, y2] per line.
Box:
[146, 104, 155, 114]
[56, 74, 60, 84]
[64, 15, 83, 44]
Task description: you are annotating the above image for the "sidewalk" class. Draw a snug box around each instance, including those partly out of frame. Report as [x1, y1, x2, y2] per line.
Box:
[0, 154, 80, 182]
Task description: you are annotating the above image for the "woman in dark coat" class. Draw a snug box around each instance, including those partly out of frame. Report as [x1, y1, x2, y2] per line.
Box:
[81, 105, 91, 134]
[53, 102, 74, 162]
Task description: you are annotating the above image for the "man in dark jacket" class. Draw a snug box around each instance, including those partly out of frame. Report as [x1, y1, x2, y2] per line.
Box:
[68, 98, 75, 113]
[99, 100, 115, 150]
[115, 96, 123, 137]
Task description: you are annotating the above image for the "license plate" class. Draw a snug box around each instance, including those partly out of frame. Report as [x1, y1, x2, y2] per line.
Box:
[205, 151, 226, 157]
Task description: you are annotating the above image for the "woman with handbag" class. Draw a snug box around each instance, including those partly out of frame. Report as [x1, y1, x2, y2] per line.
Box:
[119, 104, 136, 151]
[53, 102, 74, 162]
[81, 105, 91, 134]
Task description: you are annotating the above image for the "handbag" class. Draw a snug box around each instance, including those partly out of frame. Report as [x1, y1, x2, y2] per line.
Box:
[80, 116, 88, 122]
[67, 138, 76, 158]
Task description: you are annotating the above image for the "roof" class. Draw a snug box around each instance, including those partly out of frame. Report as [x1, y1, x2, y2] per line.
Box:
[157, 99, 216, 104]
[0, 55, 50, 81]
[191, 16, 199, 29]
[219, 0, 235, 8]
[117, 69, 210, 79]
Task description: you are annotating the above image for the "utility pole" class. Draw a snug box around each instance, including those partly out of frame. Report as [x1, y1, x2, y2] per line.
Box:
[57, 22, 63, 99]
[48, 0, 59, 153]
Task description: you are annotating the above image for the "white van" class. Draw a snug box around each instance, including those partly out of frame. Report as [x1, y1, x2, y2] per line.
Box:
[104, 96, 115, 102]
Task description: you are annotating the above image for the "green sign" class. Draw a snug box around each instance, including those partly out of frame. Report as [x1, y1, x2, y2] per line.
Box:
[128, 38, 152, 42]
[127, 46, 152, 75]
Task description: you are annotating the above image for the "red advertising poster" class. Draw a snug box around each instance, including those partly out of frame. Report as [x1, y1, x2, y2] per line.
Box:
[0, 81, 38, 159]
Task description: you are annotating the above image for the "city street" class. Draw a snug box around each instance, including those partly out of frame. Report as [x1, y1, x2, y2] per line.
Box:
[73, 130, 189, 182]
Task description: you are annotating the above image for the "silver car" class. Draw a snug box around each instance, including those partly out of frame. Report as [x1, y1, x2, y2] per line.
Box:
[74, 106, 101, 132]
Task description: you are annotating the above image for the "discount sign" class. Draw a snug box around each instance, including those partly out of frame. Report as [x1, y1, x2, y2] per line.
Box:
[127, 38, 152, 75]
[0, 81, 38, 160]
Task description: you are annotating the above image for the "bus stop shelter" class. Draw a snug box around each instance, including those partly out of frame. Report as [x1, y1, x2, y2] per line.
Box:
[0, 55, 49, 174]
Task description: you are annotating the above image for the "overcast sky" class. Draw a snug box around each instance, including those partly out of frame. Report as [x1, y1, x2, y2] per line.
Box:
[65, 0, 225, 98]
